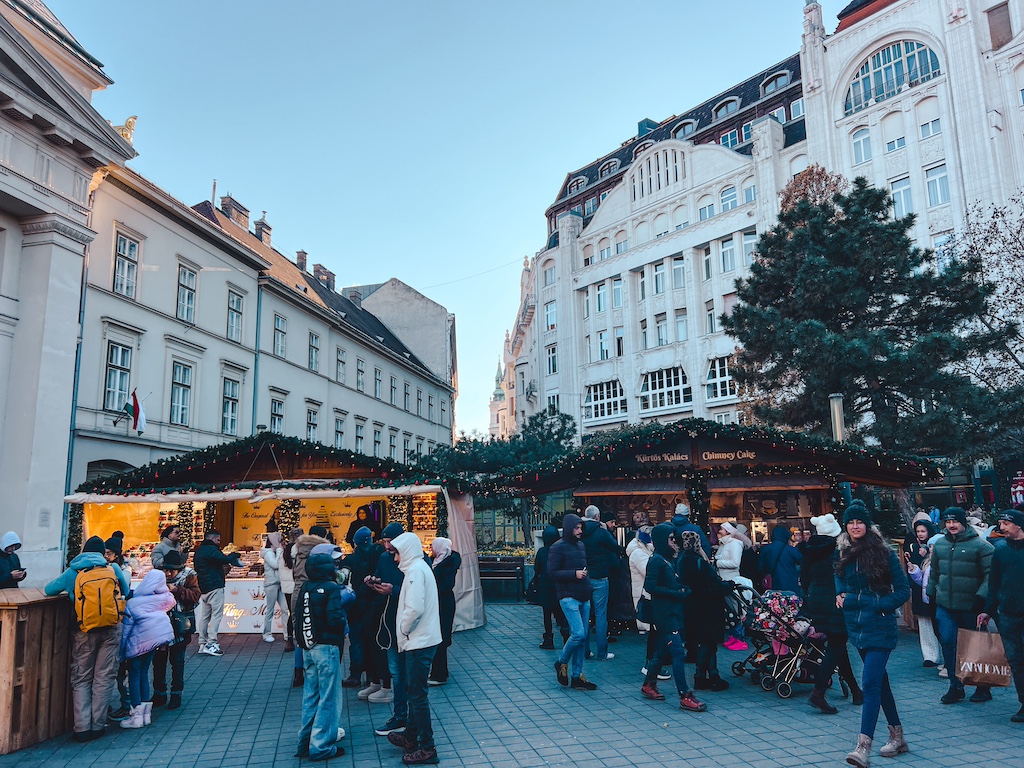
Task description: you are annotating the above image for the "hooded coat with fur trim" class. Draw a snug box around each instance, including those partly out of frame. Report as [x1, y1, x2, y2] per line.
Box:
[393, 533, 441, 652]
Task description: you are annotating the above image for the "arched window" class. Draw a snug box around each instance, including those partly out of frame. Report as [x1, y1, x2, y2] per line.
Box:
[762, 72, 790, 95]
[639, 368, 693, 411]
[852, 128, 872, 165]
[633, 141, 654, 158]
[673, 120, 697, 138]
[844, 40, 942, 116]
[567, 177, 587, 194]
[714, 99, 739, 120]
[599, 160, 619, 178]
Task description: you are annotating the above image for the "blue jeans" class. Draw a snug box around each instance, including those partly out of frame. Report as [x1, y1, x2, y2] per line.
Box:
[386, 643, 409, 721]
[586, 578, 610, 660]
[558, 597, 590, 679]
[858, 648, 900, 739]
[297, 644, 342, 760]
[645, 629, 690, 695]
[997, 614, 1024, 705]
[936, 605, 988, 690]
[402, 646, 437, 751]
[126, 651, 154, 707]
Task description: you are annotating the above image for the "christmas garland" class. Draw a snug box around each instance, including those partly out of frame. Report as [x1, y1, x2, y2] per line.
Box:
[436, 492, 449, 538]
[65, 503, 84, 567]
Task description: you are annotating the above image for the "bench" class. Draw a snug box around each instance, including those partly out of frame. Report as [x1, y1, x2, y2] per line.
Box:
[478, 556, 525, 601]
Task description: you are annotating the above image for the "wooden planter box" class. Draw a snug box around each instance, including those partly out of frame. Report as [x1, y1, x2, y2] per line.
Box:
[0, 589, 73, 754]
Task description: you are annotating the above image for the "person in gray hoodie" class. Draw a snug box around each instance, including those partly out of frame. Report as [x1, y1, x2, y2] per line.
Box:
[45, 535, 131, 742]
[0, 531, 26, 588]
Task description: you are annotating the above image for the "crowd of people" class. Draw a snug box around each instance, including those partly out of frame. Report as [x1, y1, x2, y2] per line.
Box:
[532, 501, 1024, 767]
[0, 517, 460, 765]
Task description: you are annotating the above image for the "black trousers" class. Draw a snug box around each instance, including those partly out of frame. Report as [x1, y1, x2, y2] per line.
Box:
[153, 639, 188, 694]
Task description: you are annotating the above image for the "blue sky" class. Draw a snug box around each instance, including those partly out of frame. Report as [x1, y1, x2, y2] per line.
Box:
[49, 0, 849, 436]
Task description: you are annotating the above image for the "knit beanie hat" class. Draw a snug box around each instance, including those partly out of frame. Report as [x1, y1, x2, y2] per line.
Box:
[309, 525, 329, 538]
[83, 535, 105, 554]
[104, 537, 123, 556]
[811, 513, 841, 538]
[353, 526, 373, 546]
[941, 507, 968, 527]
[674, 503, 691, 517]
[720, 521, 737, 537]
[381, 522, 405, 540]
[843, 503, 872, 527]
[600, 510, 616, 524]
[998, 509, 1024, 529]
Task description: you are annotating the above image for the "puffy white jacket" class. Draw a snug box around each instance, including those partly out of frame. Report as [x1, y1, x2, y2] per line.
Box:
[261, 546, 282, 587]
[393, 532, 441, 652]
[715, 537, 743, 582]
[628, 538, 653, 631]
[279, 544, 296, 594]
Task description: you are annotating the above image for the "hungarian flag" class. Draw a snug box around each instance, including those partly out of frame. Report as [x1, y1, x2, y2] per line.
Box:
[121, 389, 146, 435]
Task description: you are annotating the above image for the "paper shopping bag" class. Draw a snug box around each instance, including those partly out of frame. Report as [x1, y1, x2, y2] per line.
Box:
[956, 628, 1012, 688]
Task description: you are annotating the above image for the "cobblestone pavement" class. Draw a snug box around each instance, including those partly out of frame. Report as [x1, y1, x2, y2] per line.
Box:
[1, 603, 1020, 768]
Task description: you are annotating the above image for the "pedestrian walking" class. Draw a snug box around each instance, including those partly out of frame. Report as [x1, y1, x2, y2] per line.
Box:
[428, 537, 461, 685]
[340, 525, 376, 687]
[677, 530, 733, 692]
[716, 521, 751, 650]
[548, 513, 596, 690]
[119, 569, 175, 729]
[281, 527, 301, 653]
[291, 526, 330, 684]
[903, 519, 941, 669]
[580, 504, 621, 662]
[834, 504, 910, 767]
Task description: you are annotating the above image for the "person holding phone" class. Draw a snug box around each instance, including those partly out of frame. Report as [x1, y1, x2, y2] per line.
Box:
[0, 531, 26, 588]
[548, 514, 596, 690]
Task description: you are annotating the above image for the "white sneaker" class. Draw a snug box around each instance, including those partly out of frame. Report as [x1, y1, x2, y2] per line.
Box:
[357, 682, 382, 700]
[262, 635, 275, 643]
[197, 643, 212, 655]
[938, 666, 949, 679]
[206, 642, 224, 657]
[599, 652, 615, 660]
[367, 686, 393, 703]
[336, 727, 345, 740]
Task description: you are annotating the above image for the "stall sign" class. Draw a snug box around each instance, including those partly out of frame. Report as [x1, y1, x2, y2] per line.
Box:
[1011, 469, 1024, 508]
[222, 580, 286, 634]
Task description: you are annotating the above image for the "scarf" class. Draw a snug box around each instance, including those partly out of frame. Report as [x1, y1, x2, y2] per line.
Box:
[431, 537, 452, 569]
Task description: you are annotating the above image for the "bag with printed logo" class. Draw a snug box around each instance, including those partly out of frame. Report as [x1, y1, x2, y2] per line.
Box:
[956, 628, 1011, 688]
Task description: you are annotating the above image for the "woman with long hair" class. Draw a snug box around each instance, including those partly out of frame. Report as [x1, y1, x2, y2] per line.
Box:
[835, 503, 911, 767]
[903, 519, 941, 670]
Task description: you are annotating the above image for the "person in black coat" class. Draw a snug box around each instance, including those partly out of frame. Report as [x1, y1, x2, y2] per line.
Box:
[801, 514, 863, 713]
[0, 531, 26, 588]
[580, 506, 623, 661]
[677, 530, 734, 691]
[345, 506, 381, 545]
[641, 523, 706, 712]
[339, 526, 377, 687]
[429, 537, 462, 685]
[535, 525, 568, 649]
[547, 514, 595, 689]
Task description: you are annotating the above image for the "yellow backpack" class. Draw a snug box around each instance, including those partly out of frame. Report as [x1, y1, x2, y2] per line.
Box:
[74, 565, 125, 632]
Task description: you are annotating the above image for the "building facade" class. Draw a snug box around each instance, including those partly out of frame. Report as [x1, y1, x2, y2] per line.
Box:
[495, 0, 1024, 443]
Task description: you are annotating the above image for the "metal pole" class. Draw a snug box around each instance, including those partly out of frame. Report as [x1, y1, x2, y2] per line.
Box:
[829, 393, 853, 506]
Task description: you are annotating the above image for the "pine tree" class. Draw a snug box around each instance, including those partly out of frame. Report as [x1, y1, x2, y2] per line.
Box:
[722, 177, 1011, 457]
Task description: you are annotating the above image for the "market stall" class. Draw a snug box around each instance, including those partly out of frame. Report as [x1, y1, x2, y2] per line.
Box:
[65, 434, 486, 633]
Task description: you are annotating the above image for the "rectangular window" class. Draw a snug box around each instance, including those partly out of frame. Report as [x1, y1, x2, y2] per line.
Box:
[584, 197, 599, 216]
[113, 234, 139, 299]
[583, 381, 628, 421]
[703, 247, 712, 281]
[721, 186, 738, 212]
[226, 291, 243, 342]
[416, 440, 424, 456]
[598, 331, 610, 360]
[720, 129, 739, 148]
[416, 389, 423, 417]
[547, 394, 560, 414]
[932, 234, 952, 272]
[714, 412, 736, 425]
[638, 270, 647, 301]
[656, 315, 668, 346]
[790, 98, 804, 119]
[653, 263, 666, 294]
[612, 278, 623, 307]
[544, 301, 557, 330]
[176, 265, 196, 323]
[721, 237, 736, 273]
[743, 231, 757, 265]
[356, 359, 365, 392]
[169, 362, 192, 426]
[270, 398, 284, 433]
[336, 348, 346, 383]
[640, 319, 649, 350]
[596, 282, 607, 312]
[920, 118, 941, 139]
[355, 423, 364, 453]
[546, 345, 558, 375]
[585, 335, 592, 362]
[886, 136, 906, 153]
[853, 130, 872, 165]
[544, 264, 555, 286]
[389, 433, 397, 460]
[583, 290, 590, 319]
[891, 177, 913, 219]
[705, 300, 716, 334]
[222, 378, 239, 436]
[706, 356, 738, 399]
[428, 395, 435, 421]
[374, 367, 382, 399]
[403, 382, 411, 411]
[672, 257, 685, 290]
[440, 399, 447, 426]
[675, 310, 688, 342]
[639, 367, 693, 411]
[403, 437, 411, 462]
[373, 429, 382, 458]
[770, 106, 787, 123]
[615, 239, 628, 254]
[306, 409, 318, 442]
[390, 376, 398, 406]
[742, 122, 752, 142]
[273, 315, 287, 356]
[926, 165, 950, 207]
[104, 342, 131, 411]
[699, 202, 715, 221]
[599, 245, 612, 260]
[614, 326, 625, 356]
[334, 417, 345, 449]
[743, 183, 757, 204]
[308, 332, 320, 372]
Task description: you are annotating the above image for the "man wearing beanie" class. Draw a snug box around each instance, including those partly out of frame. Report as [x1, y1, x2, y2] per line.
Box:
[928, 507, 994, 704]
[979, 509, 1024, 722]
[580, 505, 622, 662]
[670, 503, 711, 557]
[45, 535, 131, 741]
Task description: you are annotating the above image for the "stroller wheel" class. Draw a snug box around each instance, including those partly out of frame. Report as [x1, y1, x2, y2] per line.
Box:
[760, 675, 776, 692]
[750, 670, 762, 684]
[776, 682, 793, 699]
[731, 662, 746, 677]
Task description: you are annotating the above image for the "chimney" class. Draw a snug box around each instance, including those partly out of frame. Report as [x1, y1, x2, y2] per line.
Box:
[638, 117, 659, 137]
[296, 250, 308, 272]
[220, 195, 249, 230]
[348, 288, 362, 308]
[313, 263, 336, 292]
[254, 211, 272, 246]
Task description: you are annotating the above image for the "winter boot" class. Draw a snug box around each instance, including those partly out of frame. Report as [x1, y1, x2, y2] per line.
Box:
[119, 705, 145, 729]
[167, 693, 182, 710]
[706, 675, 730, 691]
[879, 725, 909, 757]
[292, 667, 304, 688]
[142, 701, 152, 725]
[809, 688, 838, 714]
[539, 634, 555, 650]
[845, 734, 872, 767]
[152, 691, 167, 707]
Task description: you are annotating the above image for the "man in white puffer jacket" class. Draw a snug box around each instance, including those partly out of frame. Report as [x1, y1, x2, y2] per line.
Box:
[387, 532, 442, 766]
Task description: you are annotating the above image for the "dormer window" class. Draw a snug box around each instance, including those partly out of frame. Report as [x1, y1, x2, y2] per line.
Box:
[713, 99, 739, 120]
[567, 177, 587, 194]
[599, 160, 619, 177]
[633, 141, 654, 158]
[762, 72, 790, 95]
[673, 121, 697, 139]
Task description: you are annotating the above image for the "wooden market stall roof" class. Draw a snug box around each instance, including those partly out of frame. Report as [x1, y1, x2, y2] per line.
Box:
[481, 418, 942, 497]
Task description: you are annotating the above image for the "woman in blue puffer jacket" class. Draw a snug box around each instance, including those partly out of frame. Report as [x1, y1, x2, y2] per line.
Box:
[119, 568, 175, 730]
[834, 503, 910, 767]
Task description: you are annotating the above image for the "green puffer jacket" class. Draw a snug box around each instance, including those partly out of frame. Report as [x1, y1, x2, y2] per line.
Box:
[926, 526, 993, 612]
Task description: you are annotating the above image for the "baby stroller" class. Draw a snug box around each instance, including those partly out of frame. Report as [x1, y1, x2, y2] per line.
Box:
[731, 589, 844, 700]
